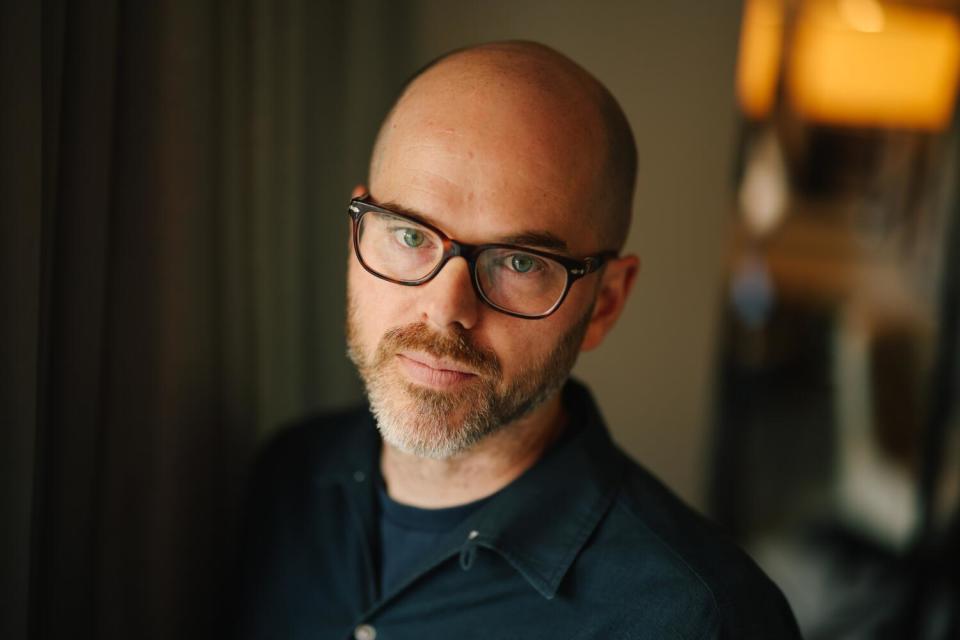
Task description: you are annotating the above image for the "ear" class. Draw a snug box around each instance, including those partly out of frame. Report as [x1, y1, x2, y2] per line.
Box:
[351, 183, 367, 199]
[579, 254, 640, 352]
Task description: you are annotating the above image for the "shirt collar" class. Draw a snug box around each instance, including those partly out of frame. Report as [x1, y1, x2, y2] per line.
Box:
[321, 378, 628, 600]
[466, 379, 627, 598]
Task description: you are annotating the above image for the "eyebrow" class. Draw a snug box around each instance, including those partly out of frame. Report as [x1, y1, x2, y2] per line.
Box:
[376, 199, 570, 253]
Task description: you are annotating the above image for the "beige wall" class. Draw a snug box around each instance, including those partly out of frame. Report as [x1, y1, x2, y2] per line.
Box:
[408, 0, 743, 510]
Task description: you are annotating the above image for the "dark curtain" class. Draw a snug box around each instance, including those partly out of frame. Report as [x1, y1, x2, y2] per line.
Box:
[1, 1, 42, 639]
[3, 2, 411, 638]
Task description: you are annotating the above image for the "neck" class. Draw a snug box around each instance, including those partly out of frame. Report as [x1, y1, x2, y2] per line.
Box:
[380, 393, 567, 508]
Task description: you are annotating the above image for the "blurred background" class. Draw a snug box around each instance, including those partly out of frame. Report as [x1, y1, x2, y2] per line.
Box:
[5, 0, 959, 637]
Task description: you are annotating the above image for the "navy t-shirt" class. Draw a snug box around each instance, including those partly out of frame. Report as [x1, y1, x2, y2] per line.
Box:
[376, 481, 491, 595]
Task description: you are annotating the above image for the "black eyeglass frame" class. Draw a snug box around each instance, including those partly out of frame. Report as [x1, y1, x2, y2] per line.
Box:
[348, 195, 619, 319]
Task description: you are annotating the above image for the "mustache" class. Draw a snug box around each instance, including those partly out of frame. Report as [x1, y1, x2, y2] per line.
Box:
[377, 323, 501, 378]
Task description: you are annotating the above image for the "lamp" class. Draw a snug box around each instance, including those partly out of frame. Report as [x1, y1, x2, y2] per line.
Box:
[736, 0, 960, 130]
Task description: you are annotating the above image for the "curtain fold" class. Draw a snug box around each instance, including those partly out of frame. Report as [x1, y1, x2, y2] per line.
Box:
[1, 2, 41, 639]
[33, 1, 412, 637]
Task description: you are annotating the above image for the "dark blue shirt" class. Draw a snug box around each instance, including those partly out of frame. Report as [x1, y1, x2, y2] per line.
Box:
[235, 379, 801, 639]
[376, 480, 490, 595]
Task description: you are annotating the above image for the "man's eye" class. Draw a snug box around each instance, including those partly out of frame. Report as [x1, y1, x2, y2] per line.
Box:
[508, 254, 542, 273]
[393, 228, 426, 248]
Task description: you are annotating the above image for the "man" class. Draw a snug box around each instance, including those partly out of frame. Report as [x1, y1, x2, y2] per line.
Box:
[237, 41, 801, 639]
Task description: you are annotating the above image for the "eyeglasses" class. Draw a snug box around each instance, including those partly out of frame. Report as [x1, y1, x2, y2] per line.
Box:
[348, 195, 618, 319]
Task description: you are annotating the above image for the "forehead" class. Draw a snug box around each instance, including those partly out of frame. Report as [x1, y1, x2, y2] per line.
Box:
[370, 68, 607, 254]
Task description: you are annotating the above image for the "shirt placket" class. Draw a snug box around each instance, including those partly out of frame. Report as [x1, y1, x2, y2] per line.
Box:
[342, 521, 491, 639]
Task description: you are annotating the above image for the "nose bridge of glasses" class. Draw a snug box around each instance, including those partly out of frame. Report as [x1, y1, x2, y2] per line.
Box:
[419, 251, 481, 329]
[441, 235, 463, 259]
[437, 237, 489, 278]
[428, 242, 494, 313]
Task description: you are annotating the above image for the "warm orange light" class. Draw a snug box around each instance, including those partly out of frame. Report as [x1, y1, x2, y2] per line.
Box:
[737, 0, 786, 118]
[838, 0, 886, 34]
[788, 0, 960, 130]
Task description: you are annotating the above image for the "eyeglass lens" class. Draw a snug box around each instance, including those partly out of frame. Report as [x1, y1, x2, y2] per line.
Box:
[356, 210, 568, 316]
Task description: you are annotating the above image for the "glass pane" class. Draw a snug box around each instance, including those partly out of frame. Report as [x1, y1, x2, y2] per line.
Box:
[358, 211, 444, 281]
[476, 247, 567, 315]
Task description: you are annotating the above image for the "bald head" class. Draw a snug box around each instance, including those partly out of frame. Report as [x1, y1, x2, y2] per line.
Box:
[370, 41, 637, 251]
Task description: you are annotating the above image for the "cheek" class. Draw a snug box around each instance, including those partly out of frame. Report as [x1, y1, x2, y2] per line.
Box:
[496, 288, 596, 375]
[484, 316, 567, 378]
[348, 261, 390, 350]
[348, 258, 419, 346]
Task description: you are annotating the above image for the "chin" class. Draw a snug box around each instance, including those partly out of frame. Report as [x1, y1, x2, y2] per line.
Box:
[369, 376, 501, 459]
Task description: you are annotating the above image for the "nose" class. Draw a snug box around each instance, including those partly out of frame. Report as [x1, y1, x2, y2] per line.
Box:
[419, 257, 480, 331]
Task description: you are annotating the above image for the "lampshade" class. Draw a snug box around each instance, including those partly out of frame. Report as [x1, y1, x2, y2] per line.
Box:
[787, 0, 960, 130]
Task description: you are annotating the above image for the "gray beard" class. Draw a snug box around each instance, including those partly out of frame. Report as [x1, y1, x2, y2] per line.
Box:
[346, 297, 592, 459]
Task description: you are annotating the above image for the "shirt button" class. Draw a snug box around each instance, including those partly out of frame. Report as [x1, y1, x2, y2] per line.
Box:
[354, 623, 376, 640]
[353, 470, 366, 482]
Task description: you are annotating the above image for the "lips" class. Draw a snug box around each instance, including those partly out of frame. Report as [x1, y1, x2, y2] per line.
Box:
[396, 351, 478, 389]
